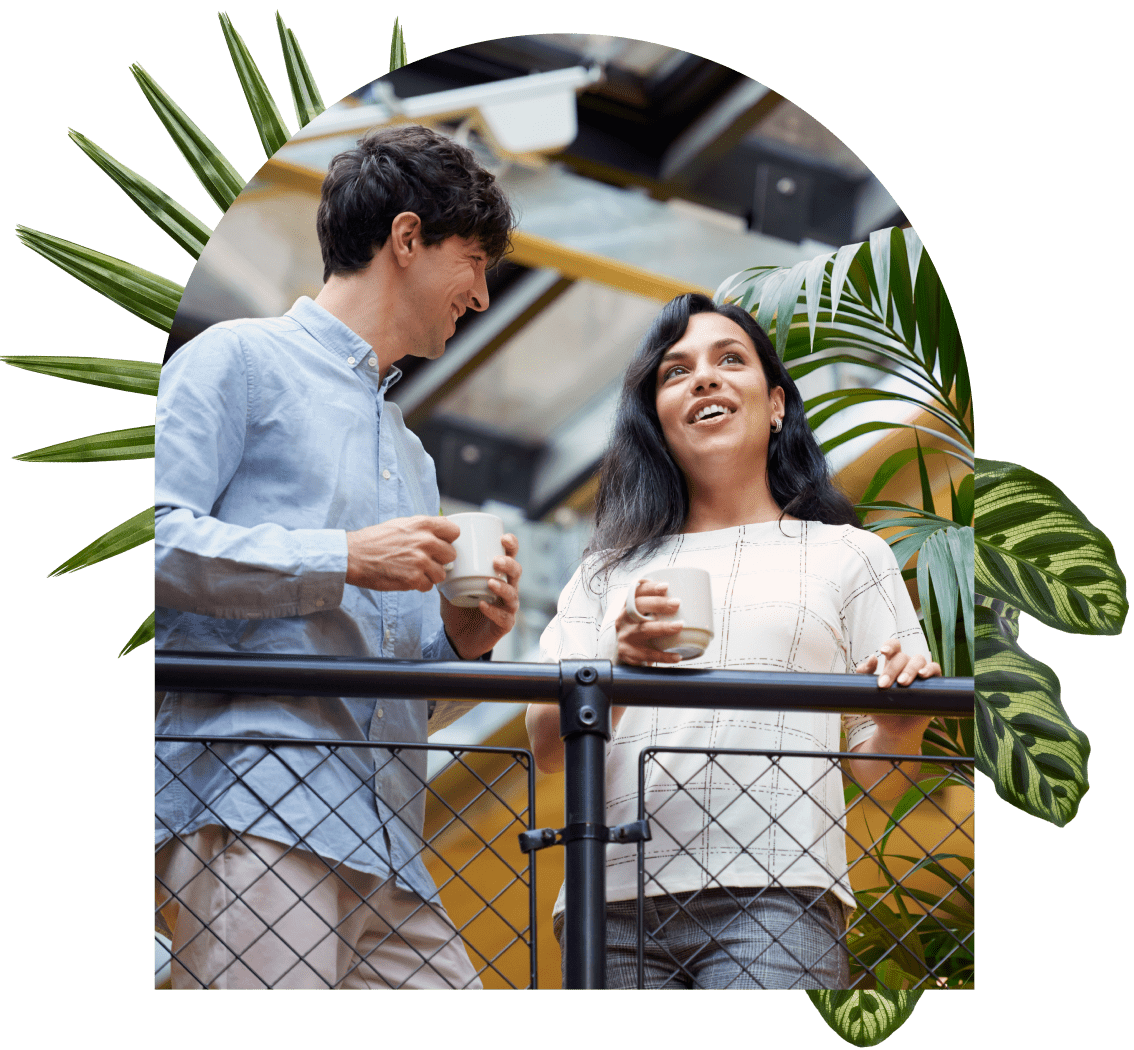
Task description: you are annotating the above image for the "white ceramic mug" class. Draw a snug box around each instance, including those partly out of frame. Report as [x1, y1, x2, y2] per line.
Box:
[438, 512, 507, 608]
[624, 565, 714, 660]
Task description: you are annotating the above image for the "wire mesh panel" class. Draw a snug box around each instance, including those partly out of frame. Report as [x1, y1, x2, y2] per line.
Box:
[155, 736, 536, 990]
[635, 744, 974, 990]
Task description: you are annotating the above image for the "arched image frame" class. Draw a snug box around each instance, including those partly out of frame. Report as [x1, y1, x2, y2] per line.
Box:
[2, 2, 1124, 1043]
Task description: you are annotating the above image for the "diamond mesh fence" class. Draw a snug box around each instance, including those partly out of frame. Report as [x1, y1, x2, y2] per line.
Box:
[633, 744, 974, 990]
[155, 736, 536, 989]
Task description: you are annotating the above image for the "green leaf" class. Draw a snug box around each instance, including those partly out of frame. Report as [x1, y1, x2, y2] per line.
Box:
[14, 425, 154, 463]
[975, 600, 1089, 825]
[975, 459, 1128, 634]
[860, 445, 956, 505]
[772, 259, 810, 358]
[219, 12, 291, 158]
[916, 523, 974, 675]
[803, 250, 834, 349]
[807, 989, 924, 1046]
[953, 472, 975, 528]
[48, 507, 154, 577]
[0, 356, 160, 396]
[131, 63, 245, 212]
[15, 226, 183, 332]
[120, 610, 155, 657]
[828, 240, 865, 322]
[888, 226, 915, 345]
[390, 17, 408, 71]
[68, 130, 211, 258]
[275, 12, 324, 128]
[914, 435, 934, 515]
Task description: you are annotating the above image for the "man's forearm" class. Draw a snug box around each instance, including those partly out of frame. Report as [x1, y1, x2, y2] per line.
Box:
[155, 507, 347, 619]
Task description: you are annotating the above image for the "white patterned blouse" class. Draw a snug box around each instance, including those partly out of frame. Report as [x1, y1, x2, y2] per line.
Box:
[539, 519, 930, 916]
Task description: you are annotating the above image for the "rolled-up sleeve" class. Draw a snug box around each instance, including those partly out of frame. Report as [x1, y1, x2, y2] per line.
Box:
[155, 329, 347, 620]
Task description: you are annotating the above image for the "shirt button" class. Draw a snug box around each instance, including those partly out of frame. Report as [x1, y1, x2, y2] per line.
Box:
[315, 598, 324, 607]
[368, 357, 377, 367]
[347, 356, 356, 366]
[376, 708, 384, 719]
[382, 469, 391, 480]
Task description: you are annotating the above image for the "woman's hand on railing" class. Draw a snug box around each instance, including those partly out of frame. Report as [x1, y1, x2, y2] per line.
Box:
[849, 639, 942, 799]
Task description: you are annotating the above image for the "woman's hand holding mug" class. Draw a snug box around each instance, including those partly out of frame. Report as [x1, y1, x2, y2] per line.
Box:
[616, 580, 685, 666]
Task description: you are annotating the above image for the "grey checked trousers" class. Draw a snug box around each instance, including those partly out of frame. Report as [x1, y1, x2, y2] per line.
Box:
[556, 886, 849, 989]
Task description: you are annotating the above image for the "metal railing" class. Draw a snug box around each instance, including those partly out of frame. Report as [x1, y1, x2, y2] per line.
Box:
[156, 652, 972, 990]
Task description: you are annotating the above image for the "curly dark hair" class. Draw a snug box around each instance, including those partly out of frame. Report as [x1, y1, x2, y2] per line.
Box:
[316, 124, 515, 282]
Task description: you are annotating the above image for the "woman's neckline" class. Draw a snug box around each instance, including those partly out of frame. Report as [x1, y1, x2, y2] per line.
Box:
[681, 514, 802, 536]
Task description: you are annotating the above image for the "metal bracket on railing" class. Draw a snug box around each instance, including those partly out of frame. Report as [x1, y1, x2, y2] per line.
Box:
[518, 819, 651, 854]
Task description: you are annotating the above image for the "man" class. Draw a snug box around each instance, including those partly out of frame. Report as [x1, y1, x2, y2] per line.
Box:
[154, 125, 520, 989]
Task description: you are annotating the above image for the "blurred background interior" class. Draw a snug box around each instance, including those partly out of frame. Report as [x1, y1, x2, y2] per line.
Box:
[161, 34, 939, 987]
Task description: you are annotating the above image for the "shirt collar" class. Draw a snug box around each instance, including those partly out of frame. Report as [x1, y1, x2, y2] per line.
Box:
[288, 297, 404, 394]
[287, 296, 373, 367]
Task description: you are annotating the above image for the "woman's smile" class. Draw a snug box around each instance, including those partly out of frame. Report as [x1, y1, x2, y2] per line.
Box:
[655, 313, 783, 477]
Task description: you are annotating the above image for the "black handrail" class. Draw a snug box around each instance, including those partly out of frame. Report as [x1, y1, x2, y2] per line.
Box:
[155, 651, 973, 988]
[155, 652, 973, 717]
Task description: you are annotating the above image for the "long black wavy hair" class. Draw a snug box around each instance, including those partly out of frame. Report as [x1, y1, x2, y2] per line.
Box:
[586, 293, 861, 576]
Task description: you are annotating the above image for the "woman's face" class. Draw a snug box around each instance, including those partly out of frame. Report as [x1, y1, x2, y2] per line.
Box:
[653, 311, 785, 483]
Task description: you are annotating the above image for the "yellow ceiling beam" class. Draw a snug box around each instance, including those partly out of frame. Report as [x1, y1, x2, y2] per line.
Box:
[508, 230, 711, 301]
[248, 160, 713, 303]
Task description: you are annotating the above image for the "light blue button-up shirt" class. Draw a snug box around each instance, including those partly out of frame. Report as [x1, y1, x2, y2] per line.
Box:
[155, 297, 457, 898]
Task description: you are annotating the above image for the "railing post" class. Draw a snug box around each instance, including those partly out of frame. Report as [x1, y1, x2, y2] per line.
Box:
[559, 659, 613, 989]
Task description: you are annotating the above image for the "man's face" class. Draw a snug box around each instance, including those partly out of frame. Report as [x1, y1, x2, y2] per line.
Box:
[403, 234, 490, 360]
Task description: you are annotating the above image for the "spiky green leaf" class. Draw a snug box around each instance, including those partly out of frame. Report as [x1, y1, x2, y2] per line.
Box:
[68, 130, 211, 258]
[16, 226, 183, 331]
[975, 459, 1128, 634]
[120, 610, 155, 657]
[916, 524, 974, 675]
[390, 17, 408, 71]
[975, 600, 1089, 825]
[275, 13, 324, 128]
[48, 507, 154, 577]
[131, 63, 245, 211]
[15, 425, 154, 463]
[1, 356, 160, 396]
[807, 989, 924, 1046]
[219, 13, 290, 157]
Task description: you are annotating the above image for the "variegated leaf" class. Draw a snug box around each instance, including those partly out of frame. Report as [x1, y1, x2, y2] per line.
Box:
[807, 989, 924, 1047]
[975, 459, 1127, 634]
[975, 599, 1089, 825]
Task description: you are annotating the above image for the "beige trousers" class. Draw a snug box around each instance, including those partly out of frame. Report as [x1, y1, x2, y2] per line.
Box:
[156, 826, 482, 989]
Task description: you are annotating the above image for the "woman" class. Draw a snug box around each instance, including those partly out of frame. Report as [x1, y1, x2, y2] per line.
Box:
[526, 293, 940, 989]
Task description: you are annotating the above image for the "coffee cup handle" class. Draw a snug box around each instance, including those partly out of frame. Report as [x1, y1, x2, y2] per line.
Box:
[624, 578, 655, 624]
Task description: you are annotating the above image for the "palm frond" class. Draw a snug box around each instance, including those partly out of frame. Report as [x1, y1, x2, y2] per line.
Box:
[15, 425, 154, 463]
[48, 507, 155, 577]
[219, 12, 291, 157]
[275, 13, 324, 128]
[68, 130, 210, 258]
[131, 63, 244, 212]
[1, 356, 160, 396]
[16, 226, 183, 332]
